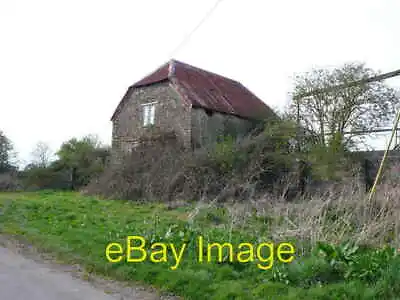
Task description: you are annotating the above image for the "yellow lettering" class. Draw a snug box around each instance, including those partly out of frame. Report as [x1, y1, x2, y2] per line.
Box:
[105, 243, 123, 263]
[127, 236, 146, 262]
[237, 243, 254, 263]
[256, 243, 274, 270]
[170, 243, 187, 270]
[150, 243, 167, 263]
[207, 243, 233, 263]
[198, 236, 203, 263]
[277, 243, 295, 263]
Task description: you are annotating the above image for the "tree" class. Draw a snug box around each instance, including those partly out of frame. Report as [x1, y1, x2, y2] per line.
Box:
[0, 130, 14, 173]
[56, 135, 110, 189]
[290, 62, 399, 149]
[19, 135, 110, 191]
[30, 141, 53, 168]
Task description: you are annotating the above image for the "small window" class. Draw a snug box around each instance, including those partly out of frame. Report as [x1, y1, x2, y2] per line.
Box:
[142, 102, 156, 126]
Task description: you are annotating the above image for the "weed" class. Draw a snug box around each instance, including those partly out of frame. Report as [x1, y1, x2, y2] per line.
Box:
[1, 191, 400, 299]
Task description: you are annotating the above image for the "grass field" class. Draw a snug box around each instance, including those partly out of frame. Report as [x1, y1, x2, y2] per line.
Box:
[0, 191, 399, 299]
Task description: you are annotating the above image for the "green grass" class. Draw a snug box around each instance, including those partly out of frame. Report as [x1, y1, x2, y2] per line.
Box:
[0, 191, 399, 299]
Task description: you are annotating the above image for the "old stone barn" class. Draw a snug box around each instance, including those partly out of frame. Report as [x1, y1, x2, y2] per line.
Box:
[110, 59, 277, 160]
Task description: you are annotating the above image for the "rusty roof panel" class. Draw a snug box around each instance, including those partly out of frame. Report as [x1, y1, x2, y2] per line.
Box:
[111, 59, 276, 120]
[131, 63, 170, 87]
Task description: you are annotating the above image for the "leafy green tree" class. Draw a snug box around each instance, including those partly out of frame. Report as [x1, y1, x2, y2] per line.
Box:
[21, 161, 71, 191]
[56, 135, 110, 189]
[0, 130, 15, 173]
[290, 62, 399, 149]
[288, 63, 399, 180]
[21, 135, 110, 191]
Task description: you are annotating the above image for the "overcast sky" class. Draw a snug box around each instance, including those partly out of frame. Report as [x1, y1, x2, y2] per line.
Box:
[1, 0, 400, 165]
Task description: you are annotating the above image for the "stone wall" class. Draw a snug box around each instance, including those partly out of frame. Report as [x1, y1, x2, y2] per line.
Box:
[111, 81, 263, 164]
[111, 82, 191, 163]
[190, 108, 257, 149]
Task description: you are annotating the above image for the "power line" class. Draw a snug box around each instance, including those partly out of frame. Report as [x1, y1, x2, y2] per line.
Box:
[294, 68, 400, 99]
[137, 0, 224, 85]
[168, 0, 224, 58]
[331, 128, 400, 136]
[135, 0, 224, 96]
[294, 68, 400, 152]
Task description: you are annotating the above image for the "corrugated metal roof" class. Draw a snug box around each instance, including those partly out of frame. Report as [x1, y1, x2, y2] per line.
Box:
[111, 59, 276, 120]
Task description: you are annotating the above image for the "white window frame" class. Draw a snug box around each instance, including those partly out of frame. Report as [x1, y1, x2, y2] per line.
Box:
[142, 102, 156, 126]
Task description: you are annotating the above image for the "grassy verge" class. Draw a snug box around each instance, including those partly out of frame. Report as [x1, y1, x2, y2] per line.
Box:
[0, 191, 399, 299]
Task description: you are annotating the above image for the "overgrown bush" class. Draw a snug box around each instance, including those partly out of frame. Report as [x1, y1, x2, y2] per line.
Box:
[86, 126, 298, 202]
[85, 117, 373, 203]
[0, 171, 21, 191]
[20, 136, 111, 191]
[20, 164, 71, 191]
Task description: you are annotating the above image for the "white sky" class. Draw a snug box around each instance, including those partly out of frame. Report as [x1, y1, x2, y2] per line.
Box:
[1, 0, 400, 165]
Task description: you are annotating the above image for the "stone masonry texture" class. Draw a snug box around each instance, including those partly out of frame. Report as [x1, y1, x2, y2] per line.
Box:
[111, 81, 261, 163]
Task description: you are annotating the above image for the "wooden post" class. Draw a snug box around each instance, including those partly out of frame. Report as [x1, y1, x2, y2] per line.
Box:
[298, 160, 308, 195]
[368, 110, 400, 201]
[71, 167, 77, 190]
[363, 159, 373, 193]
[296, 96, 305, 196]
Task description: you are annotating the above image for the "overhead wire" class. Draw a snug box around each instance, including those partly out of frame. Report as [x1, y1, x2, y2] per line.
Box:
[135, 0, 225, 87]
[167, 0, 224, 58]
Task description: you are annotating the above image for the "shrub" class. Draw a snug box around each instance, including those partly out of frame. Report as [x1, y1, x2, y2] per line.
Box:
[0, 171, 21, 191]
[86, 127, 298, 202]
[20, 165, 71, 191]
